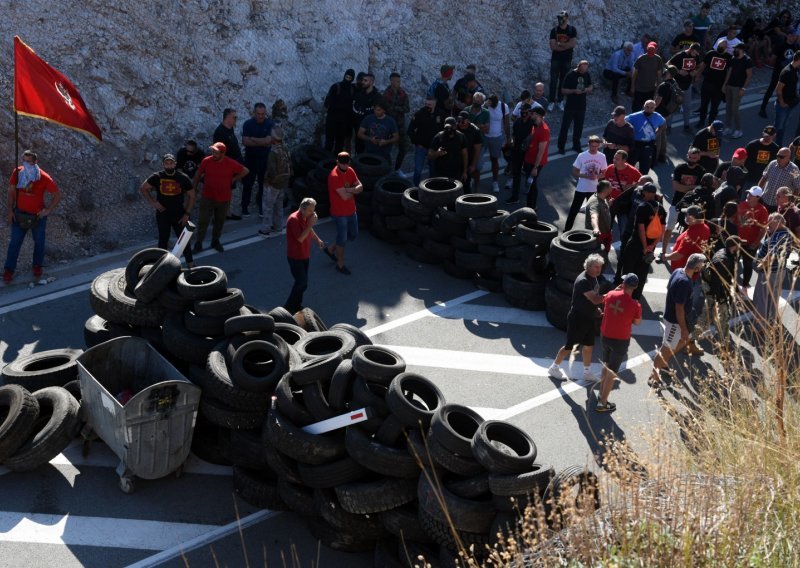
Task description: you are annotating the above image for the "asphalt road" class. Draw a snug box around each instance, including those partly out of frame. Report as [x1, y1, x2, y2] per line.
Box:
[0, 94, 793, 568]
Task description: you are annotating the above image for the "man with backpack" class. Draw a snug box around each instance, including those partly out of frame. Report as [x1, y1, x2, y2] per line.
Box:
[654, 66, 683, 163]
[258, 127, 292, 237]
[620, 182, 666, 300]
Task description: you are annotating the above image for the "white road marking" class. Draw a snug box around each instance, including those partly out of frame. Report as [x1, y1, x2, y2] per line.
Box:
[0, 283, 90, 314]
[0, 512, 217, 550]
[364, 289, 489, 337]
[125, 510, 281, 568]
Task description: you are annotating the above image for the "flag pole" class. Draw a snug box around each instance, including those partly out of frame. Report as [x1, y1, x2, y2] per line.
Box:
[13, 37, 18, 165]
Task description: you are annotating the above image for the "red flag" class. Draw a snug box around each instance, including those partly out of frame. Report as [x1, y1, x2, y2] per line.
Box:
[14, 36, 102, 141]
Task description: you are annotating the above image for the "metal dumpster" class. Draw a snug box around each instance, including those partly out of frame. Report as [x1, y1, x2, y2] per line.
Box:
[77, 336, 201, 493]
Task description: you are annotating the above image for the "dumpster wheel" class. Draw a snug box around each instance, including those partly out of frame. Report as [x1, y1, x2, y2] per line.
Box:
[119, 476, 135, 494]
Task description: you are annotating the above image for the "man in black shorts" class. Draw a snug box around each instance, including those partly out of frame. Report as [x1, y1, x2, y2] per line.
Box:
[548, 253, 607, 383]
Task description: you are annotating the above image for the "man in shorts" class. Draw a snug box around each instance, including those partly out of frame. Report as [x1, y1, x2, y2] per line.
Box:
[596, 273, 642, 412]
[650, 252, 708, 384]
[323, 152, 363, 275]
[548, 253, 607, 383]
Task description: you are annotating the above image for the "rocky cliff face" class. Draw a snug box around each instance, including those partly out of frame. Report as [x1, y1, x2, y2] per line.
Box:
[0, 0, 782, 266]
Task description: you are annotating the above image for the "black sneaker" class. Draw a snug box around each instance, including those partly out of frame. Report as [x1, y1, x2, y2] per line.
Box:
[211, 240, 225, 252]
[504, 197, 519, 204]
[192, 242, 203, 254]
[758, 109, 768, 118]
[258, 229, 271, 237]
[335, 265, 352, 275]
[226, 214, 242, 221]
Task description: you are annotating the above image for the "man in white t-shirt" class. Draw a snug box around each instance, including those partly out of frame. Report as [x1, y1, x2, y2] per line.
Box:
[484, 94, 511, 193]
[565, 135, 607, 230]
[713, 24, 742, 55]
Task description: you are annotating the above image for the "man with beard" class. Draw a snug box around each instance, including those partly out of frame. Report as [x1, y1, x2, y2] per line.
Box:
[383, 72, 410, 173]
[722, 43, 753, 139]
[352, 72, 380, 154]
[602, 106, 634, 164]
[696, 40, 732, 127]
[564, 135, 606, 231]
[744, 126, 780, 187]
[520, 106, 550, 209]
[456, 111, 483, 193]
[630, 41, 664, 112]
[660, 147, 706, 257]
[557, 60, 593, 154]
[692, 120, 724, 174]
[357, 99, 398, 161]
[213, 108, 243, 221]
[324, 68, 355, 153]
[428, 117, 468, 182]
[408, 97, 442, 185]
[324, 152, 363, 276]
[506, 103, 535, 205]
[700, 235, 741, 344]
[620, 182, 666, 300]
[773, 50, 800, 146]
[548, 10, 578, 112]
[240, 102, 274, 217]
[603, 149, 641, 238]
[759, 23, 800, 119]
[626, 99, 666, 175]
[176, 140, 205, 180]
[668, 42, 702, 132]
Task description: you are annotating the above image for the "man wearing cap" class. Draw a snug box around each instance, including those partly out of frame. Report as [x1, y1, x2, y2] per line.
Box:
[692, 120, 724, 173]
[604, 42, 635, 104]
[672, 20, 702, 54]
[284, 197, 324, 314]
[324, 152, 362, 275]
[139, 154, 196, 267]
[737, 186, 769, 289]
[650, 252, 708, 385]
[595, 273, 642, 413]
[753, 212, 792, 325]
[408, 97, 442, 186]
[603, 150, 641, 237]
[548, 11, 578, 112]
[714, 147, 748, 185]
[428, 117, 468, 182]
[714, 24, 744, 55]
[565, 135, 606, 231]
[383, 72, 411, 173]
[452, 68, 483, 116]
[213, 108, 244, 221]
[241, 102, 275, 218]
[521, 106, 550, 209]
[602, 106, 634, 165]
[721, 43, 753, 139]
[192, 142, 249, 253]
[626, 100, 666, 175]
[744, 126, 780, 186]
[620, 182, 666, 300]
[3, 150, 61, 284]
[773, 51, 800, 146]
[547, 253, 607, 383]
[696, 40, 732, 127]
[700, 235, 741, 344]
[557, 60, 593, 154]
[758, 148, 800, 210]
[352, 73, 380, 154]
[456, 111, 483, 192]
[712, 165, 747, 212]
[357, 99, 399, 161]
[176, 140, 205, 180]
[506, 103, 535, 205]
[654, 66, 681, 162]
[667, 42, 702, 132]
[324, 69, 356, 153]
[630, 41, 664, 112]
[258, 127, 292, 237]
[429, 65, 455, 120]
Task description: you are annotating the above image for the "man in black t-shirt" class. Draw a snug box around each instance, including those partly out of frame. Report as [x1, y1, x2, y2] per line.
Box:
[176, 140, 205, 180]
[455, 112, 483, 193]
[213, 108, 243, 221]
[324, 68, 355, 153]
[663, 148, 706, 256]
[548, 11, 578, 111]
[774, 50, 800, 145]
[352, 73, 381, 154]
[428, 117, 468, 181]
[602, 106, 634, 164]
[696, 42, 732, 127]
[671, 20, 701, 54]
[668, 42, 702, 131]
[692, 121, 723, 173]
[621, 183, 666, 299]
[723, 44, 753, 138]
[557, 60, 592, 153]
[139, 154, 196, 266]
[744, 126, 780, 186]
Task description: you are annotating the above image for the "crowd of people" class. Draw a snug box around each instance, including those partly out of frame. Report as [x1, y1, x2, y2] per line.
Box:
[4, 6, 800, 414]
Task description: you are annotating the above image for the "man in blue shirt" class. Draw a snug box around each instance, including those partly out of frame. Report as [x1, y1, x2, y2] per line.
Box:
[241, 102, 274, 217]
[626, 100, 666, 174]
[604, 42, 635, 104]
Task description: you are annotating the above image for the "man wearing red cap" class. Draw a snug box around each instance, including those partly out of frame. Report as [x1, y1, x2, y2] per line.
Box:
[192, 142, 249, 253]
[428, 65, 455, 120]
[713, 147, 748, 184]
[630, 41, 664, 112]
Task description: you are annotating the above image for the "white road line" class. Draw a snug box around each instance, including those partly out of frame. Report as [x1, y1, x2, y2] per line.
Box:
[0, 512, 218, 550]
[437, 304, 665, 337]
[0, 283, 90, 315]
[364, 289, 489, 337]
[125, 510, 281, 568]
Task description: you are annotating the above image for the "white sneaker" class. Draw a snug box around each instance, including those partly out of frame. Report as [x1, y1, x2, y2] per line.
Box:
[548, 363, 568, 381]
[492, 182, 500, 193]
[526, 176, 533, 186]
[583, 370, 600, 383]
[547, 102, 555, 112]
[395, 169, 408, 179]
[731, 130, 743, 139]
[558, 100, 565, 111]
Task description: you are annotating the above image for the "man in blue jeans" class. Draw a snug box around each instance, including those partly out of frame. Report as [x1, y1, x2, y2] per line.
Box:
[284, 198, 324, 314]
[324, 152, 363, 275]
[4, 150, 61, 283]
[626, 100, 666, 175]
[773, 50, 800, 145]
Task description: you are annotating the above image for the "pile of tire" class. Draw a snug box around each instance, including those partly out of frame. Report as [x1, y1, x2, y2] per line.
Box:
[289, 144, 334, 216]
[0, 357, 83, 471]
[368, 173, 415, 245]
[350, 153, 393, 231]
[300, 157, 338, 218]
[546, 230, 602, 331]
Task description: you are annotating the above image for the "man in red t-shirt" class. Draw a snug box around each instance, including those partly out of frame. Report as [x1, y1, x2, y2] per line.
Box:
[522, 106, 550, 210]
[737, 186, 769, 288]
[603, 149, 642, 237]
[662, 205, 711, 270]
[192, 142, 248, 253]
[4, 150, 61, 283]
[284, 197, 325, 313]
[596, 273, 642, 412]
[323, 152, 363, 275]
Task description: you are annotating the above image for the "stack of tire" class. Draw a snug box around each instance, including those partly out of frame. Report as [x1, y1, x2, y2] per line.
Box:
[492, 208, 558, 310]
[289, 144, 334, 214]
[301, 158, 338, 218]
[546, 230, 602, 331]
[368, 173, 415, 244]
[0, 357, 83, 472]
[350, 153, 393, 231]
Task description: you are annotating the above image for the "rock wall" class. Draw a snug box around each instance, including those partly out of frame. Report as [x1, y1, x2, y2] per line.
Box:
[0, 0, 790, 265]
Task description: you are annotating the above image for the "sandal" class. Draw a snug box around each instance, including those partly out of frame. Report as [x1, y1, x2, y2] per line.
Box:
[595, 401, 616, 413]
